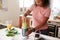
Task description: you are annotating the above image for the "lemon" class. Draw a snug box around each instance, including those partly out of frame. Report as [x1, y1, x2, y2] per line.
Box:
[7, 24, 12, 29]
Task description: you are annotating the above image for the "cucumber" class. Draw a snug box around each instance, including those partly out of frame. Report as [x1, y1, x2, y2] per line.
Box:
[6, 33, 15, 36]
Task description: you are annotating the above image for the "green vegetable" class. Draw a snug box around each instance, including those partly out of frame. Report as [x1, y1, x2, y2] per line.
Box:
[6, 28, 20, 36]
[6, 33, 15, 36]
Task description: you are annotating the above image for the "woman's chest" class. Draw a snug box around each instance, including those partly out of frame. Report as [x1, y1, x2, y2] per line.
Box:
[32, 7, 46, 15]
[32, 7, 46, 17]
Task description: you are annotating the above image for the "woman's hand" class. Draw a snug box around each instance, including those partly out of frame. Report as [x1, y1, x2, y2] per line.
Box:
[26, 28, 33, 36]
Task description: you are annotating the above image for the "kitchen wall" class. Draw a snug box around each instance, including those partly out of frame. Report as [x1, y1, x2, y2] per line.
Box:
[0, 0, 60, 26]
[0, 0, 20, 26]
[49, 0, 60, 20]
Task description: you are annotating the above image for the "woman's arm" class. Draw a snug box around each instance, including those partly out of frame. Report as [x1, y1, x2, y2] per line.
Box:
[23, 10, 31, 22]
[24, 4, 34, 17]
[24, 10, 31, 17]
[26, 16, 49, 36]
[35, 17, 49, 30]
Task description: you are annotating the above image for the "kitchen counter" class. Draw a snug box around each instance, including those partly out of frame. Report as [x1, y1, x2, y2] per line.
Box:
[19, 14, 32, 18]
[48, 19, 60, 26]
[0, 23, 7, 29]
[0, 28, 60, 40]
[48, 19, 60, 23]
[29, 32, 60, 40]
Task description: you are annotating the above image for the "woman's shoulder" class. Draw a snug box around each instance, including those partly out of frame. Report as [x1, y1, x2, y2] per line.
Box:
[28, 4, 36, 11]
[31, 4, 36, 7]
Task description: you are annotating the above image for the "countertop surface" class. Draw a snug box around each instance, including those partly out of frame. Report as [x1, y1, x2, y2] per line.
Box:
[0, 28, 60, 40]
[48, 19, 60, 23]
[48, 19, 60, 26]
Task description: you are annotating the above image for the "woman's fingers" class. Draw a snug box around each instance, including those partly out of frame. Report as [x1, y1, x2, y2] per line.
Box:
[26, 28, 32, 36]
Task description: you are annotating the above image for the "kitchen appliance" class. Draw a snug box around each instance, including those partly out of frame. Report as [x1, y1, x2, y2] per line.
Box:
[0, 24, 7, 29]
[48, 23, 58, 37]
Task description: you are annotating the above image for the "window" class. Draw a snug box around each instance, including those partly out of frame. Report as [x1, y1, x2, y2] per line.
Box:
[49, 0, 60, 20]
[19, 0, 34, 7]
[19, 0, 34, 14]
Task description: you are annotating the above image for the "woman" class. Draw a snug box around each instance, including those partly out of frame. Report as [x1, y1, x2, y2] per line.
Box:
[23, 0, 51, 36]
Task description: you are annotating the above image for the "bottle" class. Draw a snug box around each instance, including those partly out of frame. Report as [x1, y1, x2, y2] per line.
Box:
[22, 17, 28, 36]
